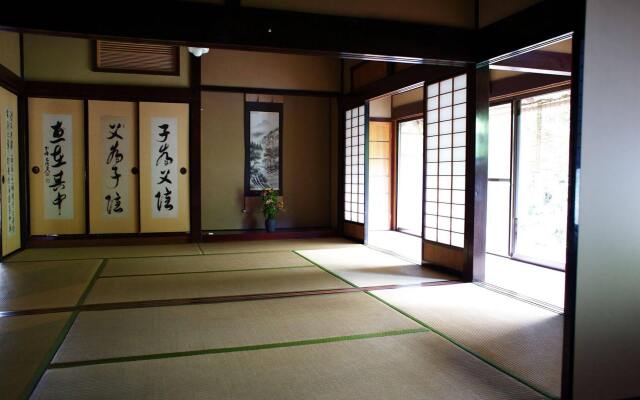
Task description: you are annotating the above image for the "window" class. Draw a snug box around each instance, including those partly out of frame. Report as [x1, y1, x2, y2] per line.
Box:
[344, 106, 366, 223]
[424, 74, 467, 248]
[486, 102, 513, 256]
[514, 90, 570, 268]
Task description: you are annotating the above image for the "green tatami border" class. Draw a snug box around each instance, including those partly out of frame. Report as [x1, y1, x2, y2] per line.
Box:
[19, 259, 109, 400]
[294, 251, 557, 400]
[49, 327, 428, 369]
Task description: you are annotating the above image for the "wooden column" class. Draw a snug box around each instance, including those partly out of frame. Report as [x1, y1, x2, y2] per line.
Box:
[189, 55, 202, 242]
[467, 65, 489, 282]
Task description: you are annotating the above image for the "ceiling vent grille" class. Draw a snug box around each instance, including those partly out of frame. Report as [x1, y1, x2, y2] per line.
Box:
[94, 40, 180, 75]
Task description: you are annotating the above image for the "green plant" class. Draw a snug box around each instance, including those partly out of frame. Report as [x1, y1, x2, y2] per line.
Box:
[261, 188, 285, 219]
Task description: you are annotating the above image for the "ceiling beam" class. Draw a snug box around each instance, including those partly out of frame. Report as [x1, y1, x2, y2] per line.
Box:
[490, 73, 570, 101]
[490, 65, 571, 77]
[492, 50, 572, 76]
[477, 0, 578, 63]
[0, 2, 474, 65]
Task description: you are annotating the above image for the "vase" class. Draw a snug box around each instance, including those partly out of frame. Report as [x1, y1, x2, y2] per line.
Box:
[265, 218, 276, 233]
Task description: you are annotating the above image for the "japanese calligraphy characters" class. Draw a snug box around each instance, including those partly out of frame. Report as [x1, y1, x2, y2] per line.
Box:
[102, 116, 131, 217]
[4, 107, 16, 236]
[150, 117, 178, 218]
[42, 113, 74, 219]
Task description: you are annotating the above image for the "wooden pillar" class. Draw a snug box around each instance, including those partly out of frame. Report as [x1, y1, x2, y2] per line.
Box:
[466, 65, 489, 282]
[188, 55, 202, 242]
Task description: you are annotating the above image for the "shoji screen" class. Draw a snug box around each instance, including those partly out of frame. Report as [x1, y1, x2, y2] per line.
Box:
[344, 105, 365, 224]
[424, 74, 467, 248]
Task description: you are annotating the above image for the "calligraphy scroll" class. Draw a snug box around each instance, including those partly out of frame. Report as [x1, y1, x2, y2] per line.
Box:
[102, 116, 130, 217]
[150, 117, 178, 218]
[42, 113, 74, 219]
[1, 87, 21, 255]
[29, 98, 85, 235]
[4, 107, 16, 236]
[139, 102, 189, 233]
[88, 101, 138, 234]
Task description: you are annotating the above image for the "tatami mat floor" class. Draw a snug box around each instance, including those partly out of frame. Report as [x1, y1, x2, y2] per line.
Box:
[0, 237, 562, 399]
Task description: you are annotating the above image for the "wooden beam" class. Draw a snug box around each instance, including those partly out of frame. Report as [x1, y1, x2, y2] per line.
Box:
[1, 2, 474, 64]
[23, 81, 194, 102]
[201, 85, 338, 98]
[490, 73, 570, 102]
[477, 0, 578, 62]
[391, 101, 423, 120]
[344, 64, 464, 108]
[493, 50, 572, 74]
[0, 63, 23, 94]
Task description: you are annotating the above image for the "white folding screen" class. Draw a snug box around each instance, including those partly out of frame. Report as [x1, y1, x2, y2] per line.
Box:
[344, 105, 366, 223]
[424, 74, 467, 247]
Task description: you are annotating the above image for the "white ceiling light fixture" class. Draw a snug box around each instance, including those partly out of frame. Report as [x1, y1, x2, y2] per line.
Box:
[188, 47, 210, 57]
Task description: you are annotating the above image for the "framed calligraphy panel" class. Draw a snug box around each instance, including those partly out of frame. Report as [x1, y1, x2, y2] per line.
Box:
[28, 98, 85, 235]
[88, 101, 139, 233]
[139, 102, 189, 233]
[0, 87, 21, 255]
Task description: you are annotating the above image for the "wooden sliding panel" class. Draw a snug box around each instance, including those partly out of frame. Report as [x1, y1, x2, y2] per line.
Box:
[0, 87, 21, 254]
[28, 98, 85, 235]
[88, 101, 139, 233]
[139, 102, 189, 233]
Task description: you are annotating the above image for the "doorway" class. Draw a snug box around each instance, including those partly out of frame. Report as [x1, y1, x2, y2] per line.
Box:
[366, 87, 423, 263]
[396, 118, 424, 236]
[484, 37, 572, 310]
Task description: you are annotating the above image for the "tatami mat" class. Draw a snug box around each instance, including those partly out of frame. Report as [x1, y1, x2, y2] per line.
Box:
[8, 244, 202, 262]
[101, 251, 311, 277]
[199, 237, 358, 254]
[34, 332, 545, 400]
[84, 266, 350, 305]
[373, 284, 563, 397]
[0, 312, 71, 400]
[297, 247, 455, 287]
[54, 292, 420, 364]
[0, 260, 101, 311]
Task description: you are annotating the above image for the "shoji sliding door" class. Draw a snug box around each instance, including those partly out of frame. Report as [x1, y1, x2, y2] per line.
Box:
[28, 98, 86, 235]
[0, 87, 21, 254]
[343, 104, 367, 240]
[88, 101, 139, 233]
[423, 74, 468, 271]
[139, 102, 190, 233]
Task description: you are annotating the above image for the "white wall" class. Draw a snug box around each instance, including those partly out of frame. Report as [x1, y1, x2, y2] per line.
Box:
[573, 1, 640, 398]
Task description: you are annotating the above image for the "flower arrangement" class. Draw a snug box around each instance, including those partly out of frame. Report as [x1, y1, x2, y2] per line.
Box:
[261, 188, 285, 220]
